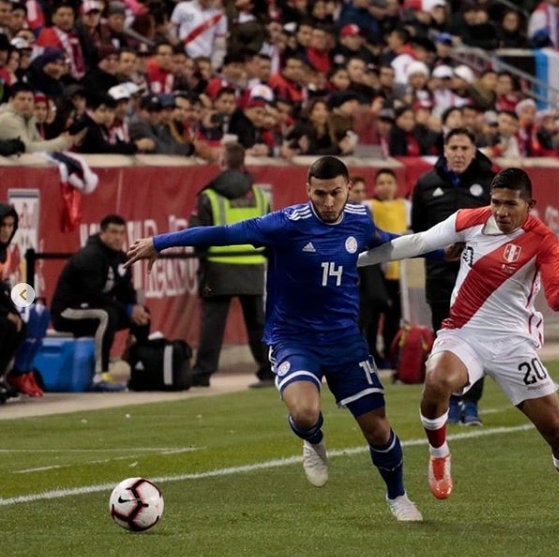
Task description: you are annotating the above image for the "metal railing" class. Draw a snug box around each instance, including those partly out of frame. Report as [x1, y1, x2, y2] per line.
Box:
[450, 45, 559, 107]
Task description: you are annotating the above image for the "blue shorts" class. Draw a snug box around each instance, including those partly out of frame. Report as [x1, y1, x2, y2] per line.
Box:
[270, 335, 385, 418]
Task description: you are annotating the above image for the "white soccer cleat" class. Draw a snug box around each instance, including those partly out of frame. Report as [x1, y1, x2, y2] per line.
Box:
[386, 493, 423, 522]
[302, 440, 328, 487]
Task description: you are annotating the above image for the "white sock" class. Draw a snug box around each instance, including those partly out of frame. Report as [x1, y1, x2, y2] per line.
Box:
[420, 410, 449, 430]
[553, 455, 559, 471]
[429, 442, 450, 458]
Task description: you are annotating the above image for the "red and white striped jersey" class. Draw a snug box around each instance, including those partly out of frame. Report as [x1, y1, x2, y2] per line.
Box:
[359, 206, 559, 346]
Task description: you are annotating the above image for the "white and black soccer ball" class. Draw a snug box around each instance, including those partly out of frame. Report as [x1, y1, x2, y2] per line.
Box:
[109, 477, 164, 532]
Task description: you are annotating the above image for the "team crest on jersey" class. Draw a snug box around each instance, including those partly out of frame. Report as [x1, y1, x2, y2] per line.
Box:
[345, 236, 357, 253]
[470, 183, 484, 197]
[503, 243, 521, 263]
[277, 361, 291, 376]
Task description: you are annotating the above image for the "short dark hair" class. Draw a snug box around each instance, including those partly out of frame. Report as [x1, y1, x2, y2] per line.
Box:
[444, 126, 476, 145]
[100, 214, 126, 230]
[215, 86, 236, 100]
[86, 92, 116, 110]
[490, 167, 532, 198]
[8, 81, 34, 99]
[154, 40, 172, 54]
[223, 142, 245, 170]
[441, 106, 462, 126]
[307, 156, 349, 182]
[375, 168, 397, 181]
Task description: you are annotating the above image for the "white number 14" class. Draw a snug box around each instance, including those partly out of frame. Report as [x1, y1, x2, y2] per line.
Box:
[321, 262, 343, 286]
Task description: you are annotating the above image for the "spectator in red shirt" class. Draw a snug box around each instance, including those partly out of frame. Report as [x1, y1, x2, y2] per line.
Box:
[268, 55, 305, 108]
[205, 52, 246, 99]
[146, 41, 176, 94]
[35, 2, 86, 80]
[494, 71, 523, 113]
[305, 25, 331, 75]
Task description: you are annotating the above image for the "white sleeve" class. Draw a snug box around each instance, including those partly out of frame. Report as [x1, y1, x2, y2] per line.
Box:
[170, 3, 183, 26]
[358, 212, 460, 267]
[528, 11, 547, 39]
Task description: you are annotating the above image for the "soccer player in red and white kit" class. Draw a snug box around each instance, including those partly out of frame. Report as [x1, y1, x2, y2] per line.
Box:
[359, 167, 559, 501]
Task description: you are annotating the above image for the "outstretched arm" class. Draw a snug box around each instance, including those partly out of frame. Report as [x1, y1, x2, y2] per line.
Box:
[125, 216, 276, 271]
[359, 213, 461, 267]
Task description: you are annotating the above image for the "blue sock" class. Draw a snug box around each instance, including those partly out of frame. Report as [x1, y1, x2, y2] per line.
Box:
[369, 430, 405, 500]
[288, 413, 324, 445]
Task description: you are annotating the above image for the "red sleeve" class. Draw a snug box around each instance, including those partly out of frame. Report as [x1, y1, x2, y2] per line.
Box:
[454, 206, 492, 232]
[35, 28, 61, 48]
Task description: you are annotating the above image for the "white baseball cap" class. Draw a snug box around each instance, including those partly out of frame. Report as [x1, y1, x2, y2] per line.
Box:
[120, 81, 141, 96]
[432, 64, 453, 79]
[108, 84, 131, 101]
[422, 0, 446, 10]
[406, 61, 430, 79]
[453, 64, 475, 84]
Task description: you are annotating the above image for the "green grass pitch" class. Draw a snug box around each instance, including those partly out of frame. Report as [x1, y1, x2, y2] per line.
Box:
[1, 362, 559, 557]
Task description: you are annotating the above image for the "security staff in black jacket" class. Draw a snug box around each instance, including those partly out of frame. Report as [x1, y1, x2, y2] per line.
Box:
[411, 127, 495, 425]
[188, 142, 273, 388]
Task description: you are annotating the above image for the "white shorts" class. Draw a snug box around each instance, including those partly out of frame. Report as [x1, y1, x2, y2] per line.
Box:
[429, 329, 558, 406]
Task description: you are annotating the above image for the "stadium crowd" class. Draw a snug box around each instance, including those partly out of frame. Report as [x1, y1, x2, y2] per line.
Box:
[0, 0, 556, 162]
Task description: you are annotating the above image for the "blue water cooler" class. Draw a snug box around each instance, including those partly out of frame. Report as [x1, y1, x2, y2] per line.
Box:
[34, 336, 95, 392]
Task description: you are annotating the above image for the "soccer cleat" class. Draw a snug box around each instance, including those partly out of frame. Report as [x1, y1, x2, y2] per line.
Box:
[24, 372, 44, 397]
[386, 493, 423, 521]
[302, 440, 328, 487]
[7, 371, 43, 397]
[429, 455, 453, 499]
[90, 380, 126, 392]
[461, 401, 482, 426]
[447, 399, 461, 424]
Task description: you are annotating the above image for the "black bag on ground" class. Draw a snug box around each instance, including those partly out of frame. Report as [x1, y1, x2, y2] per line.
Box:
[128, 339, 192, 391]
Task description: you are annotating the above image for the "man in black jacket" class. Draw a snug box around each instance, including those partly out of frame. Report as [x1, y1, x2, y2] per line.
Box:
[51, 214, 150, 392]
[411, 127, 495, 425]
[75, 93, 154, 154]
[189, 142, 273, 388]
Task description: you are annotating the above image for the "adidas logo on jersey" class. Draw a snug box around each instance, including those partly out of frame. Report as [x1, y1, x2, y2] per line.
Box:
[302, 242, 316, 253]
[432, 187, 444, 197]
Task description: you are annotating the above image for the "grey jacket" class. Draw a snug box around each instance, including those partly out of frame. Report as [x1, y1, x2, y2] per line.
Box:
[0, 104, 71, 153]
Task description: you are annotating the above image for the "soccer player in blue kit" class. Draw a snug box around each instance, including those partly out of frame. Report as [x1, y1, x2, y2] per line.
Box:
[125, 156, 423, 521]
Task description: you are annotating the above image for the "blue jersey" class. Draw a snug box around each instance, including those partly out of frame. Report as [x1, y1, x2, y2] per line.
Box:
[154, 201, 393, 346]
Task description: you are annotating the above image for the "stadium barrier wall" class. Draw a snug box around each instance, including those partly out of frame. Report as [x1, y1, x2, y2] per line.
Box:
[1, 154, 558, 349]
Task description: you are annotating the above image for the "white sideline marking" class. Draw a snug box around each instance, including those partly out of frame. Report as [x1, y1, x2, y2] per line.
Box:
[0, 424, 533, 507]
[0, 447, 197, 453]
[13, 448, 202, 474]
[479, 406, 510, 415]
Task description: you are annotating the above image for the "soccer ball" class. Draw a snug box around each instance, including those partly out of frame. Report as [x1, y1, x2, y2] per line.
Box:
[109, 477, 164, 532]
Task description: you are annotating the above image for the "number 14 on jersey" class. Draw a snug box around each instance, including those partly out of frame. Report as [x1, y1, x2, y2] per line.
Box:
[321, 262, 343, 286]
